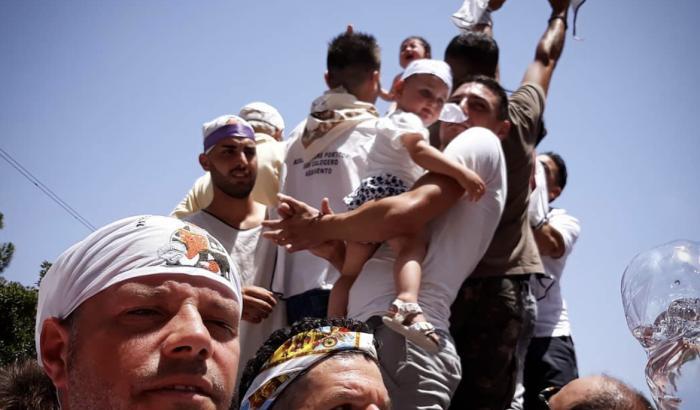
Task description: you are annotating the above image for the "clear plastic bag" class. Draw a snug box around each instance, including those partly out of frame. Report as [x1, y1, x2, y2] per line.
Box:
[621, 240, 700, 409]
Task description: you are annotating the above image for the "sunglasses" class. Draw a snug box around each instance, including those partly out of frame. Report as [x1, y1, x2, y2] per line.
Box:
[538, 385, 561, 409]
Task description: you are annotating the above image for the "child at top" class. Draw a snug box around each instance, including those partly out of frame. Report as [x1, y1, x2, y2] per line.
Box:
[329, 59, 485, 352]
[379, 36, 432, 102]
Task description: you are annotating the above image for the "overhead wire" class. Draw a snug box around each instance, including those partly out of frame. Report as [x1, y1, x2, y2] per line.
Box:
[0, 147, 96, 232]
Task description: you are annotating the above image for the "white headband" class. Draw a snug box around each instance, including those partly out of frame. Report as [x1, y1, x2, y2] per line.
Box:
[401, 58, 453, 96]
[241, 326, 377, 409]
[35, 215, 242, 365]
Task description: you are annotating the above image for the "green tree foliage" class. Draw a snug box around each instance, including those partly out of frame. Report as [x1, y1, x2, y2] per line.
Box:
[0, 213, 15, 274]
[0, 212, 43, 365]
[37, 261, 52, 288]
[0, 281, 38, 366]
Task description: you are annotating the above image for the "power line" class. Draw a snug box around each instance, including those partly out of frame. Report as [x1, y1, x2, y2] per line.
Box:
[0, 147, 96, 232]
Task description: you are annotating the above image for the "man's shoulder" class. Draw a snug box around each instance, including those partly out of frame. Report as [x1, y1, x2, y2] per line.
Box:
[181, 210, 209, 228]
[509, 82, 546, 108]
[446, 127, 503, 160]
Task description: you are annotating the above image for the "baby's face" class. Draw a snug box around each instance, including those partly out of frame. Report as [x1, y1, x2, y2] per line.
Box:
[400, 38, 427, 68]
[396, 74, 449, 126]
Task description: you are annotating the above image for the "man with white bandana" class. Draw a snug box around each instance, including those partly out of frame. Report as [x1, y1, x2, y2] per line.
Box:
[181, 114, 285, 387]
[276, 29, 382, 324]
[35, 215, 242, 410]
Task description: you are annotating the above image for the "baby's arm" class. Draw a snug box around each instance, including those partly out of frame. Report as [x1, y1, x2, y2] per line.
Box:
[379, 73, 403, 102]
[402, 132, 486, 201]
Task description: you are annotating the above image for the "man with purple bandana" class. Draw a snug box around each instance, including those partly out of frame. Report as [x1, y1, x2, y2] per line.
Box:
[183, 114, 286, 386]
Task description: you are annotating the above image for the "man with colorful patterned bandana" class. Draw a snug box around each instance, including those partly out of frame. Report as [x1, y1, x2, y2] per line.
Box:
[238, 317, 389, 410]
[35, 215, 243, 410]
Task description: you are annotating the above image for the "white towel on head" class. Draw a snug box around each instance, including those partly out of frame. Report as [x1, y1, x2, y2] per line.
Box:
[35, 215, 242, 365]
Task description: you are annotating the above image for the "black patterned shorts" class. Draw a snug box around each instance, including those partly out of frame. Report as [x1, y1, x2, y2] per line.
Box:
[343, 172, 409, 210]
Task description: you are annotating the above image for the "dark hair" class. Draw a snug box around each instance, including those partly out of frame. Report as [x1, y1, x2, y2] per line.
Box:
[461, 74, 509, 121]
[541, 151, 568, 190]
[326, 31, 381, 93]
[0, 360, 59, 410]
[401, 36, 432, 58]
[237, 317, 378, 408]
[444, 32, 499, 83]
[568, 375, 654, 410]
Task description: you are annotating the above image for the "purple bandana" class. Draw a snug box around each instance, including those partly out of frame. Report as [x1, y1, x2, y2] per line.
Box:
[204, 123, 255, 153]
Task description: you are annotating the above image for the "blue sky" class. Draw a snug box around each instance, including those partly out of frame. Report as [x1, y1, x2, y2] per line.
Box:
[1, 0, 699, 398]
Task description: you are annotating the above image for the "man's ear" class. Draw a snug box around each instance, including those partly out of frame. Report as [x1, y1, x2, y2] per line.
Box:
[199, 153, 210, 172]
[40, 318, 71, 390]
[549, 186, 562, 202]
[324, 71, 331, 89]
[496, 119, 511, 140]
[371, 70, 380, 88]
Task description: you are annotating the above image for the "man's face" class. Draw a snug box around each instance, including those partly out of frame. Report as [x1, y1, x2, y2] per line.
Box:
[275, 354, 390, 410]
[201, 137, 257, 199]
[396, 73, 449, 126]
[63, 275, 240, 410]
[537, 154, 562, 202]
[439, 81, 508, 147]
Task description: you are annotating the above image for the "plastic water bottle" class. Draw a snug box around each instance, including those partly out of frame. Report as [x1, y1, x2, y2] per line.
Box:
[621, 240, 700, 409]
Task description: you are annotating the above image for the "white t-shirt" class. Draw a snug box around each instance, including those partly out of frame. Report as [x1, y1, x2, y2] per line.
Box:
[531, 208, 580, 337]
[365, 110, 427, 185]
[347, 127, 507, 331]
[182, 211, 285, 379]
[275, 118, 378, 297]
[529, 159, 549, 229]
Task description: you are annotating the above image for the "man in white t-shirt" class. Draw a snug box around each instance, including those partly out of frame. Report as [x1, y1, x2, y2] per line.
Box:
[276, 29, 382, 324]
[523, 152, 580, 409]
[180, 114, 285, 386]
[265, 76, 511, 408]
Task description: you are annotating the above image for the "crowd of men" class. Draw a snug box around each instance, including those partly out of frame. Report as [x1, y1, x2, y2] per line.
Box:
[0, 0, 658, 409]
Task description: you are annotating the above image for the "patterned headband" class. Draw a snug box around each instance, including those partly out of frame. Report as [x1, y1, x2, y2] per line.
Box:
[240, 326, 377, 410]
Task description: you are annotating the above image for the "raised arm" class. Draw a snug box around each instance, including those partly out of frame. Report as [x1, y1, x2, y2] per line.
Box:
[264, 172, 464, 251]
[521, 0, 570, 95]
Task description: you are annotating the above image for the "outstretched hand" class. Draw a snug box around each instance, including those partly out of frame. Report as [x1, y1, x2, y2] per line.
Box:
[262, 194, 332, 252]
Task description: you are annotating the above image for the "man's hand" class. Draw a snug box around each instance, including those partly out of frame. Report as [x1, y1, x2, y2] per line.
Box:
[549, 0, 570, 15]
[488, 0, 507, 11]
[242, 286, 277, 323]
[263, 194, 331, 252]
